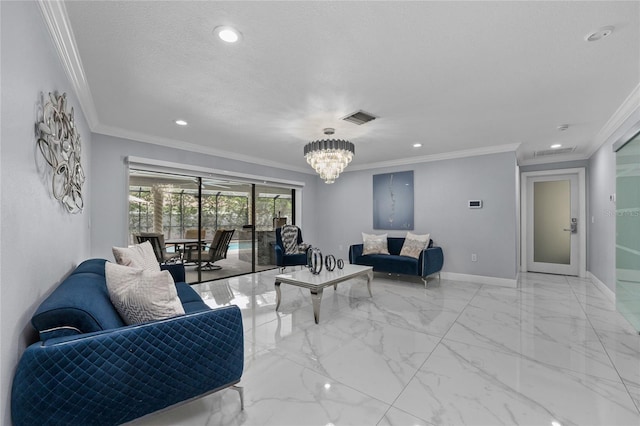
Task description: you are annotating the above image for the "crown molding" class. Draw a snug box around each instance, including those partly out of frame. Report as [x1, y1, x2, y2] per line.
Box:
[587, 83, 640, 157]
[517, 152, 590, 167]
[347, 143, 520, 172]
[37, 0, 99, 129]
[94, 123, 313, 175]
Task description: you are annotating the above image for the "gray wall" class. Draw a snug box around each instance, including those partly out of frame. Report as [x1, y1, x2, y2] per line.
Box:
[315, 152, 519, 280]
[0, 2, 93, 424]
[589, 110, 640, 293]
[90, 133, 319, 260]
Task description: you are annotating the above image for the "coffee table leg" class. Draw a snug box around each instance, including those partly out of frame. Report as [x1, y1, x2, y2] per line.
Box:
[275, 280, 282, 311]
[366, 271, 373, 297]
[310, 288, 324, 324]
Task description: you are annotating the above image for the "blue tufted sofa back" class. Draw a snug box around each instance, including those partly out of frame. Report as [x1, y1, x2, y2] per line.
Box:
[31, 259, 126, 340]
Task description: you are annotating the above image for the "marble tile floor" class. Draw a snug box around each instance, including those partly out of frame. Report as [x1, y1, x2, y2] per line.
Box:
[129, 271, 640, 426]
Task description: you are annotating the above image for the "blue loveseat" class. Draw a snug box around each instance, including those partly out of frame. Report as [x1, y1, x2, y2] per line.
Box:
[349, 237, 444, 285]
[11, 258, 244, 425]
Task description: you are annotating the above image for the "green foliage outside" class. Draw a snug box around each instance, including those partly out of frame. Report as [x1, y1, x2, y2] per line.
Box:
[129, 187, 291, 242]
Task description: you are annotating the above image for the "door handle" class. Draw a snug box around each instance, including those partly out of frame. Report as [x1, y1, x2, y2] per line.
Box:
[563, 218, 577, 233]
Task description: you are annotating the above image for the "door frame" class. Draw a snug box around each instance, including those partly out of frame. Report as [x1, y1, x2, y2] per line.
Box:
[520, 168, 586, 277]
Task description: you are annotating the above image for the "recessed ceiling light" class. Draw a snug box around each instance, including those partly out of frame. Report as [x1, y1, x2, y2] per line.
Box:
[214, 26, 241, 43]
[585, 26, 614, 42]
[550, 144, 562, 149]
[413, 143, 422, 148]
[175, 119, 188, 126]
[557, 124, 569, 131]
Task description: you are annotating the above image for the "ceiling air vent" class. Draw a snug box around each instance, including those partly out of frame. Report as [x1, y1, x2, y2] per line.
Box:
[534, 146, 576, 157]
[342, 110, 377, 125]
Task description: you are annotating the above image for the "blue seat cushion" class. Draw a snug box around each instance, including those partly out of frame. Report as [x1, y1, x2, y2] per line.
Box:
[355, 254, 419, 276]
[283, 252, 307, 267]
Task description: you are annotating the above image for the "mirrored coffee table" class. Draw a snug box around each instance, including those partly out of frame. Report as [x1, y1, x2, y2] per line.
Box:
[274, 264, 374, 324]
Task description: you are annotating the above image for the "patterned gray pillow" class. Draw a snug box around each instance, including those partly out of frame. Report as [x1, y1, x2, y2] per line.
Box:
[105, 262, 185, 325]
[362, 233, 390, 255]
[400, 232, 431, 259]
[281, 225, 300, 255]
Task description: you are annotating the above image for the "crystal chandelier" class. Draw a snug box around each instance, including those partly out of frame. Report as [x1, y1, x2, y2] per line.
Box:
[304, 128, 355, 184]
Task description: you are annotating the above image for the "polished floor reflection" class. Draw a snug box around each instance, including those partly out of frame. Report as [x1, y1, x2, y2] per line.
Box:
[129, 272, 640, 425]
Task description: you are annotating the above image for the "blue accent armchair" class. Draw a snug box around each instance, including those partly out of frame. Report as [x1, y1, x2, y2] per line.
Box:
[274, 226, 309, 270]
[11, 259, 244, 425]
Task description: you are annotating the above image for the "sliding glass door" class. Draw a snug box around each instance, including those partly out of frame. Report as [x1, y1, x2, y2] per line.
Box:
[129, 169, 294, 284]
[616, 131, 640, 331]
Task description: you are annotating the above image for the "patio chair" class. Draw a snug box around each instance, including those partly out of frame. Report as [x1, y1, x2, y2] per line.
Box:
[184, 228, 206, 240]
[134, 233, 181, 264]
[181, 228, 207, 260]
[185, 229, 235, 271]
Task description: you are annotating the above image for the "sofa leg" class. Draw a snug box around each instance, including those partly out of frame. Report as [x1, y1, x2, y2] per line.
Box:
[231, 385, 244, 410]
[422, 277, 428, 288]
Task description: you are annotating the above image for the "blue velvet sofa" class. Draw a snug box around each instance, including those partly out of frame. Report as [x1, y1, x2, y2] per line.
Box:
[349, 237, 444, 286]
[11, 258, 244, 425]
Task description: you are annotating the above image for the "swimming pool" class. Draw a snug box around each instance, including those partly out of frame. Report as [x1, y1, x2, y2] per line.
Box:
[228, 241, 253, 251]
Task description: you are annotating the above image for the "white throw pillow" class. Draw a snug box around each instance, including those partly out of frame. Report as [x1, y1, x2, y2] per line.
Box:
[400, 232, 431, 259]
[105, 262, 185, 325]
[362, 232, 390, 255]
[112, 241, 160, 272]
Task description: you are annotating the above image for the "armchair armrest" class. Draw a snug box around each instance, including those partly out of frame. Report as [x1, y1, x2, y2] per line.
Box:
[161, 262, 186, 283]
[419, 246, 444, 277]
[349, 244, 364, 263]
[12, 306, 244, 426]
[274, 244, 284, 266]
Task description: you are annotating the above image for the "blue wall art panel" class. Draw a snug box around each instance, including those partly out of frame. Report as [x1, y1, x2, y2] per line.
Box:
[373, 171, 414, 230]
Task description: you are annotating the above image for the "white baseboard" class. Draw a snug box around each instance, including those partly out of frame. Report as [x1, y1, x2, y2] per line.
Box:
[441, 272, 518, 288]
[617, 268, 640, 282]
[587, 271, 615, 303]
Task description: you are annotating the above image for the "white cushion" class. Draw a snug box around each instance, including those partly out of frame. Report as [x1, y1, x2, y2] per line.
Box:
[112, 241, 160, 272]
[105, 262, 185, 325]
[400, 232, 431, 259]
[362, 232, 389, 255]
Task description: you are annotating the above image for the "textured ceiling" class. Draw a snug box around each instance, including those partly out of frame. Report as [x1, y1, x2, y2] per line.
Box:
[62, 1, 640, 173]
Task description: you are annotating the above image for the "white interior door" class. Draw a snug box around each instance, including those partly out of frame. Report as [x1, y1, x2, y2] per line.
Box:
[525, 173, 580, 276]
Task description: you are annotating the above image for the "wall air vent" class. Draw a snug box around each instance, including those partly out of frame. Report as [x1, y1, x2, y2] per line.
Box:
[342, 110, 377, 125]
[534, 146, 576, 157]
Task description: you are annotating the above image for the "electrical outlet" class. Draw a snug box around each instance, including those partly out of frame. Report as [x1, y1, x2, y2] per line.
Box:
[338, 245, 343, 251]
[471, 253, 477, 262]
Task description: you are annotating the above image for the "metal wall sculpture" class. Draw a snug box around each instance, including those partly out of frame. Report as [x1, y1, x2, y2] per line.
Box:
[36, 92, 85, 213]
